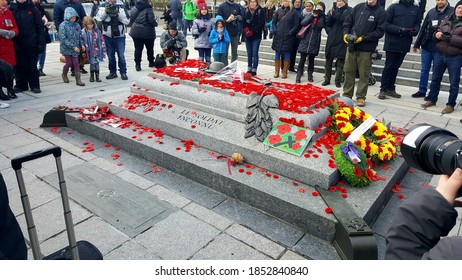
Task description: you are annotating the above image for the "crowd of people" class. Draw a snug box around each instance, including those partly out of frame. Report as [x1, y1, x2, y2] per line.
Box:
[0, 0, 461, 112]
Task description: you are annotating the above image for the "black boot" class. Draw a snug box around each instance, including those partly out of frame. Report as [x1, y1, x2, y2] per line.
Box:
[7, 88, 16, 99]
[95, 71, 101, 82]
[295, 72, 302, 83]
[308, 71, 313, 82]
[135, 63, 141, 71]
[90, 71, 95, 82]
[0, 89, 10, 100]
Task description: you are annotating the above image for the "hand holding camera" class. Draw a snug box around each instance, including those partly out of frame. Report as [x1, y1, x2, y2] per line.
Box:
[198, 26, 207, 33]
[166, 38, 176, 48]
[105, 4, 119, 16]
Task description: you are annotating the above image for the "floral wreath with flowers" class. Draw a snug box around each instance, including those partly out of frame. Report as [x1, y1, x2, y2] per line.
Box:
[330, 105, 397, 163]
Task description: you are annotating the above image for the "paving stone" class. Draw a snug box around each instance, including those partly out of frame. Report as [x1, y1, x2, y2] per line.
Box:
[183, 202, 233, 231]
[279, 250, 309, 260]
[213, 199, 304, 248]
[292, 234, 340, 260]
[20, 150, 85, 178]
[105, 240, 162, 260]
[88, 157, 125, 174]
[135, 211, 220, 259]
[0, 123, 24, 138]
[46, 136, 98, 161]
[147, 184, 191, 208]
[225, 224, 285, 259]
[191, 233, 270, 260]
[116, 170, 155, 190]
[2, 109, 45, 123]
[0, 153, 11, 171]
[0, 132, 43, 152]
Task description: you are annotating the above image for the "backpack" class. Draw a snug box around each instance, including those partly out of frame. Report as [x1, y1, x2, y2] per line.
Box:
[154, 53, 167, 68]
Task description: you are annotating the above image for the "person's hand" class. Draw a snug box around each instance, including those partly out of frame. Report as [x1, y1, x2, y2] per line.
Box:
[235, 15, 242, 21]
[198, 26, 206, 33]
[74, 47, 80, 52]
[399, 27, 411, 35]
[412, 47, 419, 53]
[227, 14, 235, 22]
[81, 46, 86, 51]
[354, 36, 362, 43]
[218, 33, 223, 41]
[436, 168, 462, 207]
[166, 39, 175, 47]
[435, 31, 443, 40]
[343, 34, 348, 44]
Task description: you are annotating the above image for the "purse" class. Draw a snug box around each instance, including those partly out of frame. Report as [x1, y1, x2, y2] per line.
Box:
[296, 24, 310, 39]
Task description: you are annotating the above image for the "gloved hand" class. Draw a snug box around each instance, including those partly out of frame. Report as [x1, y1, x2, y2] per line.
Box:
[0, 29, 15, 39]
[343, 34, 348, 44]
[198, 26, 206, 33]
[235, 15, 242, 21]
[354, 36, 363, 43]
[399, 27, 411, 35]
[175, 42, 182, 49]
[166, 39, 175, 47]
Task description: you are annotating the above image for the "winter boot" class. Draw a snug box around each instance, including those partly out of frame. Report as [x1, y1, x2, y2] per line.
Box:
[295, 72, 302, 83]
[90, 71, 95, 82]
[75, 72, 85, 86]
[0, 89, 10, 100]
[274, 60, 280, 78]
[281, 60, 289, 79]
[95, 71, 101, 82]
[62, 68, 69, 83]
[307, 70, 313, 82]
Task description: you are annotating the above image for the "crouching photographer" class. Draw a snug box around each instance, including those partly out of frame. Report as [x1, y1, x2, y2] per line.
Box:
[385, 124, 462, 260]
[160, 22, 188, 65]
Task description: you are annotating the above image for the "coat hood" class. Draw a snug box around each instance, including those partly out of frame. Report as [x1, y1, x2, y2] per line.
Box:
[215, 15, 225, 24]
[64, 7, 79, 21]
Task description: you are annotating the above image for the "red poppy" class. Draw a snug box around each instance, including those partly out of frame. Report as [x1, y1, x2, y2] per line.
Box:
[292, 142, 301, 151]
[354, 167, 362, 178]
[325, 207, 333, 214]
[277, 123, 291, 134]
[268, 134, 282, 145]
[294, 130, 307, 141]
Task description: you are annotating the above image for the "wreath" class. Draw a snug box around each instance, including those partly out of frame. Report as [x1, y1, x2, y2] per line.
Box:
[333, 141, 375, 187]
[331, 106, 396, 162]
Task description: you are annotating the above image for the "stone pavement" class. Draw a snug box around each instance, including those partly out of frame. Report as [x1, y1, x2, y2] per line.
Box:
[0, 29, 461, 260]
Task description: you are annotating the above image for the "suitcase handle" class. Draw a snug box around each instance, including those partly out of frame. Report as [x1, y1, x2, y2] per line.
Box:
[11, 146, 62, 170]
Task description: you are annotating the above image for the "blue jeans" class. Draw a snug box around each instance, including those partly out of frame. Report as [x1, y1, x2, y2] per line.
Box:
[213, 53, 227, 64]
[245, 38, 261, 73]
[105, 36, 127, 74]
[274, 51, 290, 61]
[197, 48, 211, 63]
[426, 53, 462, 107]
[418, 48, 436, 93]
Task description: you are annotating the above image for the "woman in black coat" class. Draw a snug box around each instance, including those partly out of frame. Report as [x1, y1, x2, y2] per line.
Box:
[296, 1, 325, 83]
[129, 0, 158, 71]
[271, 0, 300, 79]
[322, 0, 351, 87]
[243, 0, 265, 76]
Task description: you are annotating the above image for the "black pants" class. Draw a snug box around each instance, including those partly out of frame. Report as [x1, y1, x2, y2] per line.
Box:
[289, 39, 300, 70]
[297, 52, 315, 75]
[133, 37, 155, 65]
[14, 46, 39, 90]
[380, 51, 406, 92]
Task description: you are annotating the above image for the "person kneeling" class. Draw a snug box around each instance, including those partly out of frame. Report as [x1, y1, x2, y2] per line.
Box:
[160, 22, 188, 65]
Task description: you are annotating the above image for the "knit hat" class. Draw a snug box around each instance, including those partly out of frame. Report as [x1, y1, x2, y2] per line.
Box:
[198, 3, 208, 10]
[456, 0, 462, 9]
[168, 21, 177, 31]
[341, 0, 348, 5]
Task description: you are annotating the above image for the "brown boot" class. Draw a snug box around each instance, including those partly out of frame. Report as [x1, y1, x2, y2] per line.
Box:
[62, 68, 69, 83]
[75, 72, 85, 86]
[281, 60, 289, 79]
[274, 60, 280, 78]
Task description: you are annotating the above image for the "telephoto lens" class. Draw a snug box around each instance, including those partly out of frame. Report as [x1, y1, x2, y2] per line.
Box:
[401, 124, 462, 175]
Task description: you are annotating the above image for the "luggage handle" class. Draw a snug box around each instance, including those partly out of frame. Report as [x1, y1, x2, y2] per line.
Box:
[11, 146, 80, 260]
[11, 146, 62, 170]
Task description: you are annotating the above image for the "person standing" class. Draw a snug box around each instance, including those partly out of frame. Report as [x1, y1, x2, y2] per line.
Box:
[182, 0, 196, 37]
[378, 0, 421, 100]
[169, 0, 183, 31]
[0, 0, 18, 100]
[421, 1, 462, 114]
[412, 0, 453, 98]
[342, 0, 386, 107]
[59, 7, 86, 86]
[243, 0, 265, 75]
[10, 0, 45, 94]
[192, 3, 213, 63]
[271, 0, 300, 79]
[218, 0, 242, 65]
[322, 0, 351, 87]
[288, 0, 303, 73]
[263, 0, 275, 39]
[129, 0, 157, 72]
[95, 0, 130, 80]
[209, 15, 231, 64]
[32, 0, 51, 77]
[82, 16, 106, 82]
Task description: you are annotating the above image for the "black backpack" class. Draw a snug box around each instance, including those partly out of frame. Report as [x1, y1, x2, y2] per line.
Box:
[154, 53, 167, 68]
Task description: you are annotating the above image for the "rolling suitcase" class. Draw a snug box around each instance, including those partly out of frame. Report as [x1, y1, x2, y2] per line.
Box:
[11, 146, 103, 260]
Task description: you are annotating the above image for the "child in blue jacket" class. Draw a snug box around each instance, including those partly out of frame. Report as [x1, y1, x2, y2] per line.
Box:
[208, 15, 230, 65]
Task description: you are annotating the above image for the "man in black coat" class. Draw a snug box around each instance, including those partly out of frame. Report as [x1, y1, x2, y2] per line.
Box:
[342, 0, 387, 107]
[378, 0, 421, 100]
[386, 168, 462, 260]
[322, 0, 352, 87]
[218, 0, 242, 65]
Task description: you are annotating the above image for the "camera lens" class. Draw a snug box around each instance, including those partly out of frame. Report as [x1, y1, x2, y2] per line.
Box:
[401, 124, 462, 175]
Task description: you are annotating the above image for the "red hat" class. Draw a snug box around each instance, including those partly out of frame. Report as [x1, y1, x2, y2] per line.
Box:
[198, 3, 208, 10]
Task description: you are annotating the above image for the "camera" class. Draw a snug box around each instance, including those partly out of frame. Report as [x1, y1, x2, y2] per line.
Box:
[346, 33, 357, 52]
[401, 124, 462, 176]
[105, 3, 119, 15]
[371, 50, 382, 61]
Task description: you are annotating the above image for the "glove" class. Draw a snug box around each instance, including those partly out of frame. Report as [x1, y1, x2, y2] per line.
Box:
[198, 26, 206, 33]
[0, 29, 15, 39]
[343, 34, 348, 44]
[399, 27, 411, 35]
[235, 15, 242, 21]
[354, 36, 363, 43]
[166, 39, 175, 47]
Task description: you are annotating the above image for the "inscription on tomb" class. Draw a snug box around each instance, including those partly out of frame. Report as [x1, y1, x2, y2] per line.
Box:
[177, 110, 225, 129]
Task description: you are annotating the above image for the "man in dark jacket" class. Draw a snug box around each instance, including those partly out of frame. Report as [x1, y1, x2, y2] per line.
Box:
[421, 0, 462, 114]
[342, 0, 386, 107]
[386, 168, 462, 260]
[412, 0, 453, 98]
[322, 0, 352, 87]
[218, 0, 243, 65]
[378, 0, 421, 100]
[10, 0, 45, 94]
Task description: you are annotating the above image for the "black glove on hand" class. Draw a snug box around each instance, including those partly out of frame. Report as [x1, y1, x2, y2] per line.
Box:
[235, 15, 242, 21]
[166, 39, 175, 47]
[399, 27, 410, 35]
[198, 26, 206, 33]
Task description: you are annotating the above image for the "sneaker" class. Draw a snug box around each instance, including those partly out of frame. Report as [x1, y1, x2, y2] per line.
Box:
[356, 99, 365, 107]
[378, 91, 387, 99]
[31, 88, 41, 94]
[386, 90, 401, 98]
[441, 106, 454, 114]
[106, 73, 118, 79]
[38, 69, 46, 76]
[121, 73, 128, 80]
[321, 81, 330, 86]
[411, 91, 426, 98]
[421, 101, 436, 108]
